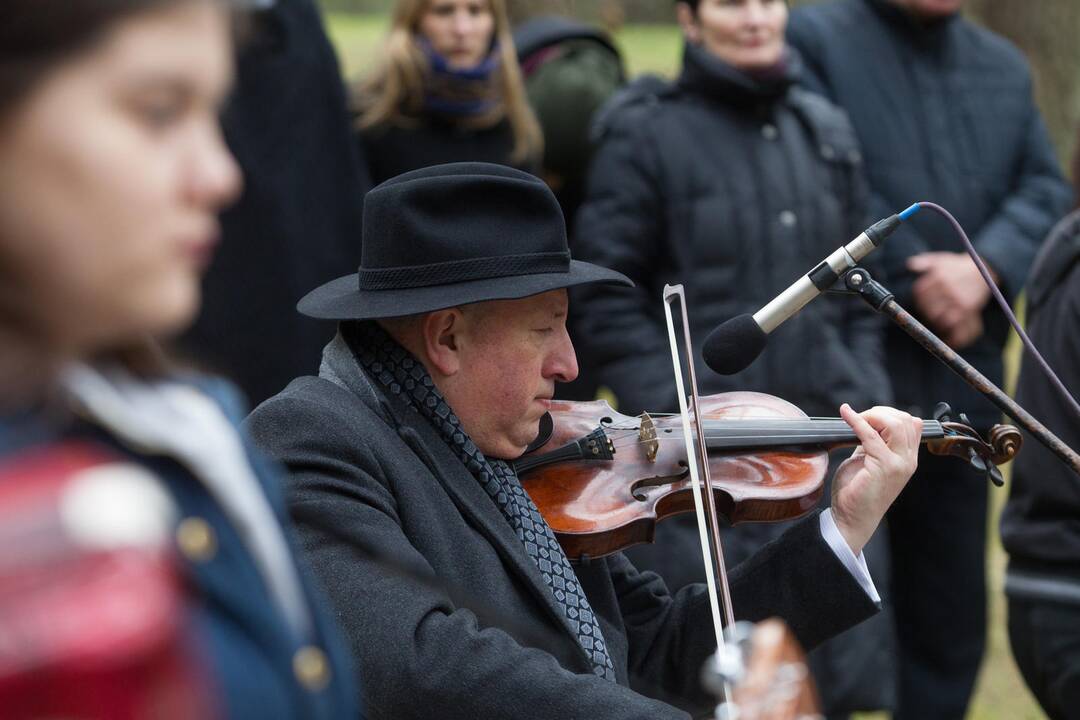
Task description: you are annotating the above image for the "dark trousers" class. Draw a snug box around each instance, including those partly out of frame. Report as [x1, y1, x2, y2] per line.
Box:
[887, 450, 988, 720]
[1008, 596, 1080, 720]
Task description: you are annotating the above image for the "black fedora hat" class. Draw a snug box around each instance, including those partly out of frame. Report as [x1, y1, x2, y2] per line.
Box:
[298, 162, 632, 320]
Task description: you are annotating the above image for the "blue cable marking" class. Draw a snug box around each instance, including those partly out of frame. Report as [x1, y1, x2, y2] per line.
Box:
[899, 203, 921, 221]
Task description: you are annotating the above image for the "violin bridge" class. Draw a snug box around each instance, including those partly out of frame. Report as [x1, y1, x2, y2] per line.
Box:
[639, 412, 660, 463]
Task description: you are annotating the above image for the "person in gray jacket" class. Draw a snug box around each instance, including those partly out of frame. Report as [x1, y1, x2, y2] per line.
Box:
[245, 162, 924, 719]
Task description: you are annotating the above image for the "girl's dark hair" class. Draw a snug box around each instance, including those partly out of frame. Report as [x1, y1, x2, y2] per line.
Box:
[0, 1, 196, 120]
[0, 0, 213, 406]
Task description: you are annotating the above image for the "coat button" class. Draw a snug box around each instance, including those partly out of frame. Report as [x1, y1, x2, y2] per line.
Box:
[761, 123, 778, 140]
[294, 646, 331, 691]
[779, 210, 798, 228]
[821, 145, 836, 159]
[176, 517, 216, 562]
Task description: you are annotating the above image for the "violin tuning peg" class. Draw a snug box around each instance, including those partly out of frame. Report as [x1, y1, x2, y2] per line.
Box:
[959, 412, 973, 427]
[933, 402, 955, 423]
[965, 448, 1004, 487]
[966, 448, 989, 474]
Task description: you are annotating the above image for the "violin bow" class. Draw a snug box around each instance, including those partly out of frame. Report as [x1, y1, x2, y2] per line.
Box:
[662, 283, 736, 699]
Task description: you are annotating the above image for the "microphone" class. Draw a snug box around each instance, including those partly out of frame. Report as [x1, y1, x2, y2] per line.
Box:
[702, 205, 920, 375]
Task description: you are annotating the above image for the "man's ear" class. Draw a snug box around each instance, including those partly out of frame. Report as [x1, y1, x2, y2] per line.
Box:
[675, 2, 701, 44]
[421, 308, 465, 377]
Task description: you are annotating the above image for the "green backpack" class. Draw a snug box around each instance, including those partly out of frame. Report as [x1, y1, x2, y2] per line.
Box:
[514, 17, 625, 212]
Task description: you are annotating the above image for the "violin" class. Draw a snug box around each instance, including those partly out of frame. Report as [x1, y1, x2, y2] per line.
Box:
[704, 618, 822, 720]
[515, 391, 1021, 562]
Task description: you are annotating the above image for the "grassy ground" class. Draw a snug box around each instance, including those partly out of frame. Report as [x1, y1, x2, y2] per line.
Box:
[325, 13, 1047, 719]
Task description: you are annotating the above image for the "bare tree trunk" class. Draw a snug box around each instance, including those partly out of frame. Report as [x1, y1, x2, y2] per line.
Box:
[505, 0, 647, 29]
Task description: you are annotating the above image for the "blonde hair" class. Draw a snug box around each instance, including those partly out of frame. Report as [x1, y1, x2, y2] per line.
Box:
[355, 0, 542, 166]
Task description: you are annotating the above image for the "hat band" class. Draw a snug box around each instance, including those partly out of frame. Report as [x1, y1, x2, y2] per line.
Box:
[357, 252, 570, 290]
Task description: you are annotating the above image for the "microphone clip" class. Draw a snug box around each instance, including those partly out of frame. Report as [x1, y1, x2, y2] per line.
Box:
[841, 267, 893, 310]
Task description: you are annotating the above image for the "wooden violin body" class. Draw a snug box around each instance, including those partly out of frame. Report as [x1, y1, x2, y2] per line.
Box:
[516, 391, 1021, 561]
[521, 393, 827, 560]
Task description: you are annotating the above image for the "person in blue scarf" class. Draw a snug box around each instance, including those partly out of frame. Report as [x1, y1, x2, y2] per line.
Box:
[353, 0, 543, 185]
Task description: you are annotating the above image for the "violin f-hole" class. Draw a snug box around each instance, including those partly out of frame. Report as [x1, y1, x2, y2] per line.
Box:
[630, 466, 690, 501]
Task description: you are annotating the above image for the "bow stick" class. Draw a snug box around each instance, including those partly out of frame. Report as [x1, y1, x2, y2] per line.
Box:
[662, 283, 736, 701]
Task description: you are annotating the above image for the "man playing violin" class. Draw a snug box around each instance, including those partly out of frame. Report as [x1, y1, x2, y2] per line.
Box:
[246, 162, 922, 718]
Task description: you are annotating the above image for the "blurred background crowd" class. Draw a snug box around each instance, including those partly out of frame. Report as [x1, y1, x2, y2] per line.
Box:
[2, 0, 1078, 718]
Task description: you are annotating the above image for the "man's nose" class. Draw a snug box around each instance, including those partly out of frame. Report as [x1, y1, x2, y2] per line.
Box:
[548, 326, 579, 384]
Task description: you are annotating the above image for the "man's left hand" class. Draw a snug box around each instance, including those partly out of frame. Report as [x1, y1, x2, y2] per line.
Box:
[908, 252, 996, 334]
[831, 404, 922, 556]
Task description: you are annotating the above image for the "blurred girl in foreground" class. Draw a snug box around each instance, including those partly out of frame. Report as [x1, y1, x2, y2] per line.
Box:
[0, 1, 357, 717]
[355, 0, 542, 183]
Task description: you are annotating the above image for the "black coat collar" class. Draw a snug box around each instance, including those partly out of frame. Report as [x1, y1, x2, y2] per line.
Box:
[862, 0, 960, 42]
[1027, 210, 1080, 311]
[677, 41, 798, 107]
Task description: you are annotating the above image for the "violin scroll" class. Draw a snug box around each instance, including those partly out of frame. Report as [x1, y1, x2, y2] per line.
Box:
[923, 403, 1022, 487]
[987, 424, 1023, 464]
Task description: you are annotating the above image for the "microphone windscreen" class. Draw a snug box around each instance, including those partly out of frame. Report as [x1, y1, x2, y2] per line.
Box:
[702, 314, 768, 375]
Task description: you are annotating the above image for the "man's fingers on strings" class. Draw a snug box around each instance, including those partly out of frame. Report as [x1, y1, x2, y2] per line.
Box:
[839, 403, 890, 456]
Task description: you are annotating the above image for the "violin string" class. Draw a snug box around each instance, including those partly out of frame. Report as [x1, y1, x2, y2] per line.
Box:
[592, 414, 943, 451]
[627, 412, 896, 421]
[603, 421, 943, 431]
[606, 415, 941, 428]
[604, 421, 942, 437]
[608, 427, 945, 451]
[609, 435, 862, 450]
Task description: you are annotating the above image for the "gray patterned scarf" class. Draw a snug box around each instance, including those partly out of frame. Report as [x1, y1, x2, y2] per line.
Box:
[347, 321, 616, 682]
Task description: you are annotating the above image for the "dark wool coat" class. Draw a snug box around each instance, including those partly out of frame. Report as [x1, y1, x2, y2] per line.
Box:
[0, 379, 360, 719]
[788, 0, 1072, 426]
[572, 44, 892, 420]
[1001, 210, 1080, 585]
[359, 116, 539, 187]
[244, 331, 879, 719]
[181, 0, 370, 406]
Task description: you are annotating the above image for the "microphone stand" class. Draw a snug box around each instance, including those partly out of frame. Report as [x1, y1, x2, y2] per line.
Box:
[842, 267, 1080, 477]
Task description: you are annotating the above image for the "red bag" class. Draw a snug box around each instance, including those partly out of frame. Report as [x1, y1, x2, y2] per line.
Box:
[0, 442, 218, 719]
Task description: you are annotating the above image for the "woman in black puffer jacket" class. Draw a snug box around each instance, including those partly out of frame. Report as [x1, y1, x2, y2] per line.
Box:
[573, 0, 894, 714]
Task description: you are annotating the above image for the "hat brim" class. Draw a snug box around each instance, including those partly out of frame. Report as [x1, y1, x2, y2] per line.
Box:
[297, 260, 633, 320]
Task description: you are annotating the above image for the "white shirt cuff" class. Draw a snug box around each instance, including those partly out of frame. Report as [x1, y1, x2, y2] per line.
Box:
[819, 508, 881, 604]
